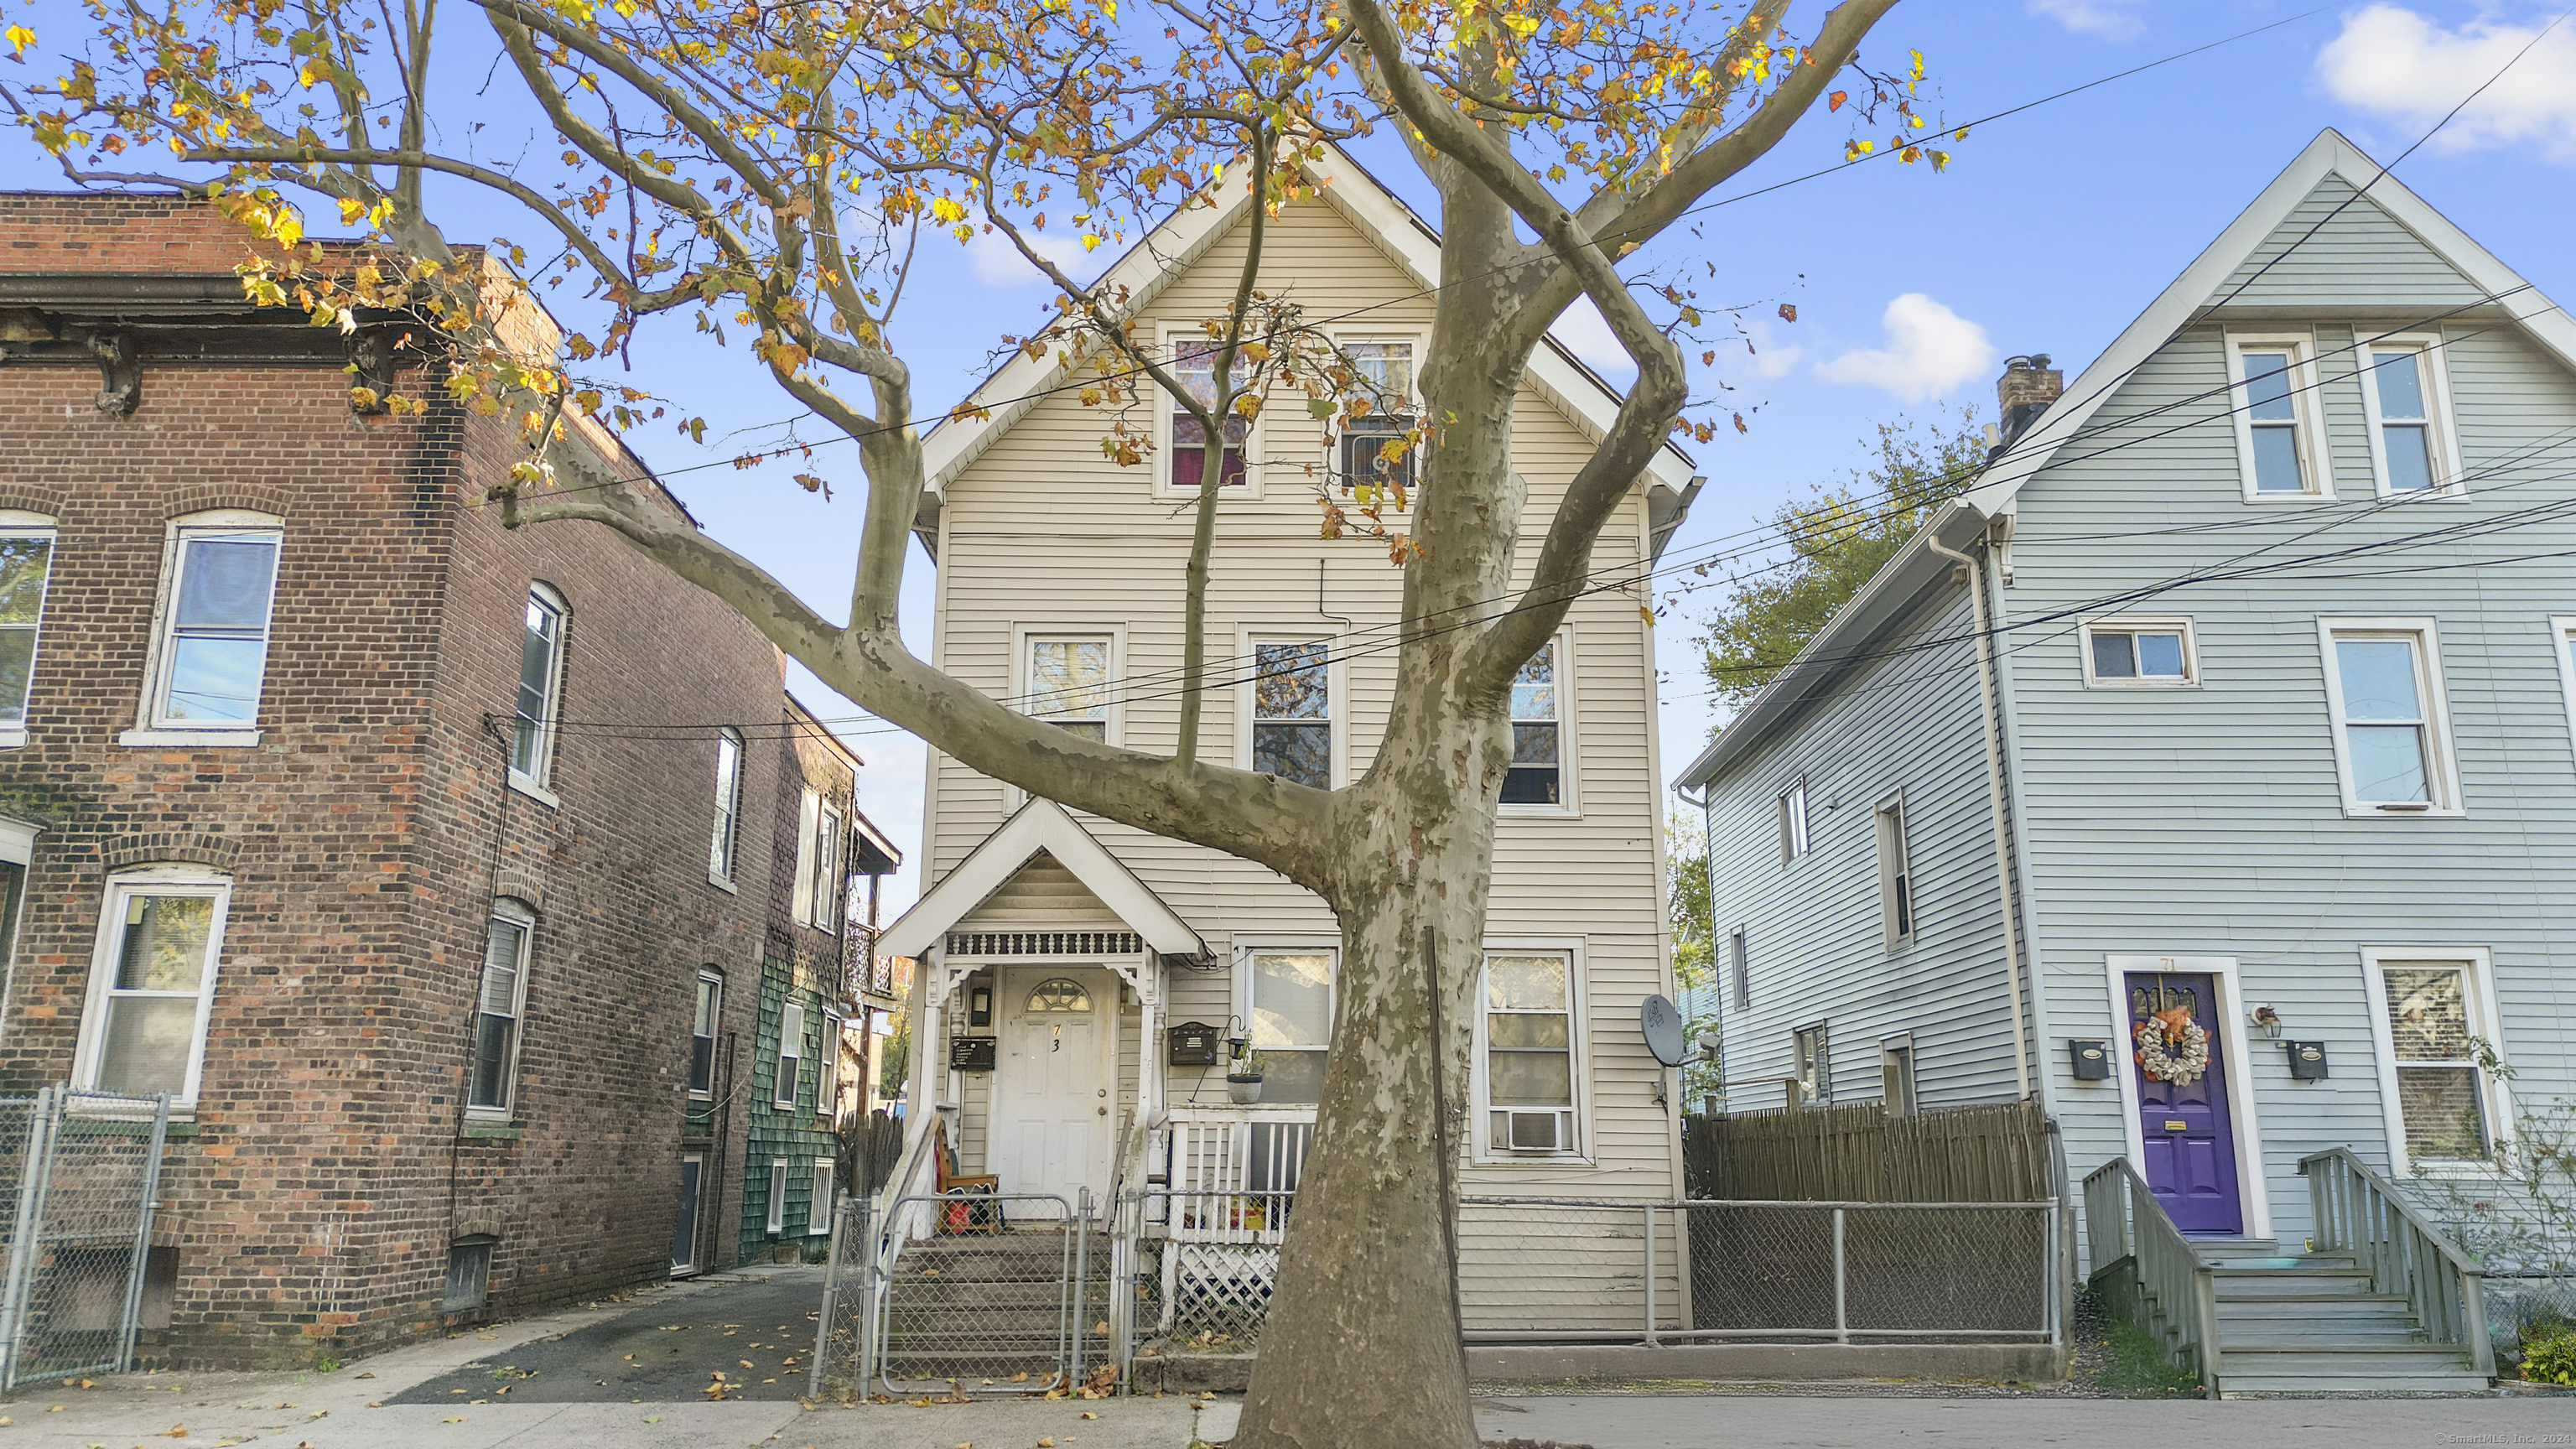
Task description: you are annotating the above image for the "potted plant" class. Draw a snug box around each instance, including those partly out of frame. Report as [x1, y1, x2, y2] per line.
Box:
[1226, 1067, 1265, 1104]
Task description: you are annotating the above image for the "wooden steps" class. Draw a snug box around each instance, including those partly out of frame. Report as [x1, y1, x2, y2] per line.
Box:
[2206, 1254, 2488, 1395]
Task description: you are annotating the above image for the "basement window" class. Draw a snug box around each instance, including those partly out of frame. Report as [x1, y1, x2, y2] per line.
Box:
[444, 1236, 496, 1312]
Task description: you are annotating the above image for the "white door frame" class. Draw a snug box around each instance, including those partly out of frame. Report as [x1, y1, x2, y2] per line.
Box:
[995, 964, 1119, 1204]
[2101, 954, 2273, 1240]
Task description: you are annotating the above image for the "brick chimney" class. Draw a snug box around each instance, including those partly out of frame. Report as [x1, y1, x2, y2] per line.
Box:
[1994, 354, 2062, 449]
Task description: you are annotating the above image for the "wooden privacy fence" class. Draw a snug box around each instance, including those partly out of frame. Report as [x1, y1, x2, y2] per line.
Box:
[1684, 1099, 2050, 1202]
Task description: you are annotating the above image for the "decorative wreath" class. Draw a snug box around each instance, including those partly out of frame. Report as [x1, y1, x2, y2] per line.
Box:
[2134, 1017, 2211, 1085]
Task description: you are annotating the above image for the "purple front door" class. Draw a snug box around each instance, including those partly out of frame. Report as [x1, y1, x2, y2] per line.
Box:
[2127, 973, 2242, 1235]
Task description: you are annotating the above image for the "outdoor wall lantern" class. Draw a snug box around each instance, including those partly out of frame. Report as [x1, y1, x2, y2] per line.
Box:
[2250, 1004, 2283, 1040]
[2286, 1041, 2329, 1080]
[969, 986, 993, 1028]
[2068, 1039, 2113, 1081]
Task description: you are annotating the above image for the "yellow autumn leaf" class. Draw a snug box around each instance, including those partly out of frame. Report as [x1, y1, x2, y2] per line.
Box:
[5, 25, 36, 57]
[929, 196, 965, 225]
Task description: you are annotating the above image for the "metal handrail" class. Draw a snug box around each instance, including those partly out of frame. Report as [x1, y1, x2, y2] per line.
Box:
[2298, 1147, 2495, 1378]
[2080, 1157, 2222, 1395]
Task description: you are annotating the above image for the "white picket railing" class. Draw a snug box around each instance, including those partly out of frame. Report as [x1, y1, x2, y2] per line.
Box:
[1162, 1105, 1314, 1245]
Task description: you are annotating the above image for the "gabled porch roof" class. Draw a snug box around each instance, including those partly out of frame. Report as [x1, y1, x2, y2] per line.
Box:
[879, 797, 1203, 959]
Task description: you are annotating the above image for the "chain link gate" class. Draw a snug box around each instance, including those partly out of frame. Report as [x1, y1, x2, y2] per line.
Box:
[0, 1088, 174, 1389]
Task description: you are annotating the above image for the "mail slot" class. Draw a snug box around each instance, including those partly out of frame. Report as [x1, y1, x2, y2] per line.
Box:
[2287, 1041, 2329, 1080]
[2162, 1119, 2188, 1131]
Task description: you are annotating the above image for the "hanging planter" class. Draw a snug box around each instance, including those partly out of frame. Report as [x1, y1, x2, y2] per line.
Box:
[1226, 1072, 1266, 1104]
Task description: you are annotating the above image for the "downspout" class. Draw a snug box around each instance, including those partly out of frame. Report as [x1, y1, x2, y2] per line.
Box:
[1982, 532, 2060, 1120]
[1921, 524, 2035, 1101]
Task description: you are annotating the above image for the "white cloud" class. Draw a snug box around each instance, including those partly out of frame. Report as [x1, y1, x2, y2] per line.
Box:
[2318, 4, 2576, 162]
[965, 226, 1095, 288]
[2028, 0, 2148, 39]
[1813, 293, 1995, 403]
[1732, 319, 1805, 382]
[1547, 295, 1632, 373]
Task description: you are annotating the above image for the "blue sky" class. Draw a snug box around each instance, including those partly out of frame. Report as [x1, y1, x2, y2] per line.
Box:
[10, 0, 2573, 916]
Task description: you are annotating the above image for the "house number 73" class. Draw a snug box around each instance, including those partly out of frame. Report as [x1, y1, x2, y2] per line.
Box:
[1051, 1025, 1062, 1052]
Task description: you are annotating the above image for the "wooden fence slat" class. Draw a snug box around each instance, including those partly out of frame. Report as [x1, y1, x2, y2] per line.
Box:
[1680, 1100, 2049, 1203]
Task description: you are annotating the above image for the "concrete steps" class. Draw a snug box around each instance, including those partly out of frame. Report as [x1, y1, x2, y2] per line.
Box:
[2204, 1254, 2486, 1395]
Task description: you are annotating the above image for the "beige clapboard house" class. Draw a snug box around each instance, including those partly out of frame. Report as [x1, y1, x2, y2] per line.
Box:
[877, 148, 1700, 1332]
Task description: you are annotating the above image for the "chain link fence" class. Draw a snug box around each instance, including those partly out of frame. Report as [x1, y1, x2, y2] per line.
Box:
[812, 1188, 2061, 1395]
[0, 1088, 175, 1389]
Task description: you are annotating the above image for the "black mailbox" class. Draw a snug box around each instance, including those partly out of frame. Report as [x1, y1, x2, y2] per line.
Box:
[948, 1035, 998, 1072]
[1167, 1021, 1222, 1067]
[2068, 1039, 2115, 1081]
[2286, 1041, 2329, 1080]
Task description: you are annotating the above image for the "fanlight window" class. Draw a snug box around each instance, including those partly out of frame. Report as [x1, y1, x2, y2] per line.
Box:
[1026, 978, 1093, 1013]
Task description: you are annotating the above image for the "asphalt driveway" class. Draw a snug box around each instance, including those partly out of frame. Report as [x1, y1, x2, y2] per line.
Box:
[384, 1268, 828, 1405]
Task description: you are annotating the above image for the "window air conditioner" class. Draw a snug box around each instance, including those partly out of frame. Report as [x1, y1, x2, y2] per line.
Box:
[1338, 414, 1417, 489]
[1501, 1109, 1568, 1153]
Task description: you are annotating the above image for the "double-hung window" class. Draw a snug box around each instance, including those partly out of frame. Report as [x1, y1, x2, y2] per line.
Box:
[1483, 950, 1578, 1156]
[2360, 338, 2460, 497]
[145, 520, 282, 734]
[471, 902, 535, 1118]
[1168, 340, 1251, 493]
[709, 728, 744, 885]
[2226, 335, 2329, 499]
[1335, 339, 1420, 493]
[1502, 637, 1566, 808]
[2082, 619, 2196, 687]
[1249, 638, 1332, 788]
[774, 1000, 806, 1110]
[2319, 621, 2459, 814]
[75, 868, 233, 1104]
[1792, 1022, 1830, 1106]
[812, 802, 844, 931]
[2365, 953, 2501, 1170]
[818, 1010, 844, 1119]
[766, 1161, 788, 1234]
[1728, 928, 1751, 1011]
[689, 972, 723, 1098]
[1881, 1035, 1917, 1117]
[1024, 635, 1114, 743]
[1776, 778, 1810, 861]
[512, 586, 568, 793]
[1246, 950, 1333, 1104]
[0, 518, 56, 740]
[1874, 792, 1913, 949]
[811, 1158, 835, 1234]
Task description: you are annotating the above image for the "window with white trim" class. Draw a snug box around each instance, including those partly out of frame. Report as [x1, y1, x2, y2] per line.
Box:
[1728, 927, 1750, 1012]
[2081, 619, 2197, 687]
[470, 901, 535, 1117]
[1166, 340, 1250, 492]
[1793, 1022, 1830, 1105]
[1334, 338, 1420, 493]
[818, 1010, 843, 1120]
[2360, 338, 2461, 496]
[766, 1160, 787, 1234]
[1881, 1036, 1916, 1117]
[1024, 635, 1113, 743]
[1482, 950, 1578, 1155]
[1776, 778, 1810, 861]
[810, 1158, 835, 1234]
[2371, 957, 2498, 1165]
[1874, 792, 1912, 950]
[0, 521, 57, 732]
[1502, 637, 1566, 808]
[709, 728, 744, 883]
[148, 522, 283, 730]
[2226, 335, 2329, 499]
[1247, 950, 1332, 1105]
[689, 971, 723, 1098]
[2320, 622, 2459, 813]
[774, 1000, 806, 1110]
[512, 586, 567, 790]
[810, 802, 844, 931]
[75, 868, 232, 1104]
[1248, 638, 1332, 788]
[2554, 617, 2576, 764]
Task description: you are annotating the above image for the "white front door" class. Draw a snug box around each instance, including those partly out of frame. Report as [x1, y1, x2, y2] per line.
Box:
[994, 968, 1113, 1207]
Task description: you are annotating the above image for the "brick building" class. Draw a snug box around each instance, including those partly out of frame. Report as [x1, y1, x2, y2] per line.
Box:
[0, 193, 891, 1365]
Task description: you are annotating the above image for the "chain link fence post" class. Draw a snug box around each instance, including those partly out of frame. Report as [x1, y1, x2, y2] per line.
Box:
[810, 1193, 849, 1400]
[0, 1085, 55, 1391]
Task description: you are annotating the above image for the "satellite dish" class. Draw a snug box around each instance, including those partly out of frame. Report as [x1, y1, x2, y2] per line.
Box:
[1640, 994, 1687, 1067]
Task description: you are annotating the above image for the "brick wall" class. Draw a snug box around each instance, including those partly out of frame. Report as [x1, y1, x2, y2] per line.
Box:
[0, 193, 797, 1365]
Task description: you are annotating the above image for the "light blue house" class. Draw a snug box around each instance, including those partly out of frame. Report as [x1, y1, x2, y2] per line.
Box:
[1677, 132, 2574, 1389]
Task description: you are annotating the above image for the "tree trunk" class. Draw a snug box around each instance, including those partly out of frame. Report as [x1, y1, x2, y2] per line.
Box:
[1232, 740, 1501, 1449]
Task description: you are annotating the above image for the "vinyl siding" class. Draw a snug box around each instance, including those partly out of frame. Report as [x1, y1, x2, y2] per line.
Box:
[917, 191, 1684, 1306]
[2214, 178, 2490, 310]
[1699, 579, 2023, 1115]
[2002, 185, 2576, 1243]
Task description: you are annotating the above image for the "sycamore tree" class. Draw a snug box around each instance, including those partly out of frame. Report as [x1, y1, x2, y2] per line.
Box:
[8, 0, 1944, 1440]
